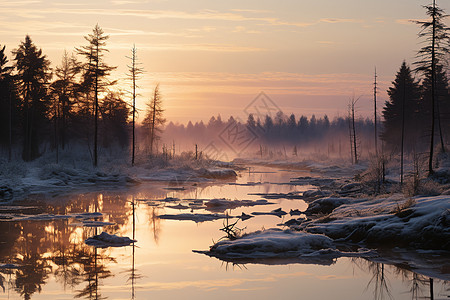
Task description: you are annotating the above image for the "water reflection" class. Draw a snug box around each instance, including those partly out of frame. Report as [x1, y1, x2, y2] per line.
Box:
[0, 168, 448, 299]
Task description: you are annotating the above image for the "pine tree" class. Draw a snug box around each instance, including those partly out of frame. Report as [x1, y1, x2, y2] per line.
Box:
[413, 0, 450, 174]
[13, 35, 52, 161]
[382, 62, 422, 152]
[0, 45, 15, 160]
[143, 84, 165, 155]
[50, 50, 81, 150]
[76, 24, 116, 166]
[419, 64, 450, 150]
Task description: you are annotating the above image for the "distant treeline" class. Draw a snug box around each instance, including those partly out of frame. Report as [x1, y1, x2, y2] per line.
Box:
[163, 113, 376, 159]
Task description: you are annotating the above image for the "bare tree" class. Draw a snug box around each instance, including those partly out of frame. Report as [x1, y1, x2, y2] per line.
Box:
[348, 97, 360, 164]
[374, 67, 378, 156]
[126, 45, 143, 166]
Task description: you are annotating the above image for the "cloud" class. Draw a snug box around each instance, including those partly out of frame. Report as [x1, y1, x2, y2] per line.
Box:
[396, 18, 428, 25]
[319, 18, 362, 24]
[108, 43, 266, 52]
[0, 0, 41, 6]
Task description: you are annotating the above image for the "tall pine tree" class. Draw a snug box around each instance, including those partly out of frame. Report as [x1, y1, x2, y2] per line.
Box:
[76, 24, 116, 166]
[13, 36, 52, 161]
[382, 62, 422, 152]
[413, 0, 450, 174]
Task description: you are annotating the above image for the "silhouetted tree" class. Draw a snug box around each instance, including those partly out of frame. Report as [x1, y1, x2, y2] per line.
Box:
[143, 84, 165, 155]
[127, 45, 143, 166]
[13, 35, 52, 161]
[76, 24, 116, 166]
[382, 62, 422, 152]
[100, 91, 130, 148]
[413, 0, 450, 174]
[0, 45, 16, 160]
[50, 50, 81, 150]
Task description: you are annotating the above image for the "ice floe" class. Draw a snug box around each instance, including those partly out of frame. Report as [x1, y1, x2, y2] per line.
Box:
[85, 232, 136, 248]
[195, 228, 376, 265]
[158, 213, 232, 223]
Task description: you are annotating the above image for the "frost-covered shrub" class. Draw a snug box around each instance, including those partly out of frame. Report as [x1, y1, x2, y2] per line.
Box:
[0, 158, 27, 179]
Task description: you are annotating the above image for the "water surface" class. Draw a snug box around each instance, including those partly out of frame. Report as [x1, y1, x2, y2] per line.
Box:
[0, 166, 448, 299]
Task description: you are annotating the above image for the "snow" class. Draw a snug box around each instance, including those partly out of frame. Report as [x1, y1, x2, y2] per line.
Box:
[69, 220, 115, 227]
[0, 152, 238, 202]
[248, 192, 303, 200]
[195, 228, 376, 265]
[305, 197, 361, 215]
[301, 195, 450, 250]
[158, 213, 232, 223]
[85, 232, 136, 248]
[251, 208, 288, 218]
[204, 198, 272, 212]
[0, 211, 105, 222]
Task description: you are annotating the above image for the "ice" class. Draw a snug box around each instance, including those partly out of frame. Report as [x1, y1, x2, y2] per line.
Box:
[84, 232, 136, 248]
[302, 195, 450, 250]
[158, 213, 233, 223]
[195, 228, 376, 265]
[248, 192, 303, 200]
[305, 197, 360, 215]
[204, 198, 272, 212]
[0, 211, 105, 222]
[69, 220, 115, 227]
[251, 208, 288, 218]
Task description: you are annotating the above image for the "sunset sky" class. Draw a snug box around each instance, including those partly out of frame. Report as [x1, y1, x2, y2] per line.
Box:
[1, 0, 449, 124]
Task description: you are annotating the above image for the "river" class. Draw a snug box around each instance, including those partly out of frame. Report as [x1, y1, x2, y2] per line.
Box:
[0, 165, 447, 299]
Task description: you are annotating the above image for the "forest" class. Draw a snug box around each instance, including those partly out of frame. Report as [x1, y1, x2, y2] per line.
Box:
[0, 2, 449, 176]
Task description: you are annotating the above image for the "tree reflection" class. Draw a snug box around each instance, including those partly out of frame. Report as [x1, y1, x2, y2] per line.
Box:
[12, 221, 53, 300]
[0, 190, 137, 299]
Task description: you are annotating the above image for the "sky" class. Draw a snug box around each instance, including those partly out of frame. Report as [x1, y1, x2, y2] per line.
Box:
[1, 0, 449, 124]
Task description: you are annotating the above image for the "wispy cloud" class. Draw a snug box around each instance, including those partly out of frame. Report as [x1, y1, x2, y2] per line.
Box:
[109, 42, 266, 52]
[0, 0, 41, 6]
[396, 18, 428, 25]
[320, 18, 362, 24]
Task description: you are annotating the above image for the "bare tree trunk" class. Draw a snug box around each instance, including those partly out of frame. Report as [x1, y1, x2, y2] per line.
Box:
[54, 100, 59, 164]
[352, 103, 358, 164]
[94, 43, 99, 167]
[374, 67, 378, 156]
[401, 76, 406, 186]
[436, 98, 445, 152]
[8, 88, 12, 162]
[131, 47, 136, 166]
[348, 109, 354, 164]
[150, 88, 157, 156]
[428, 0, 436, 175]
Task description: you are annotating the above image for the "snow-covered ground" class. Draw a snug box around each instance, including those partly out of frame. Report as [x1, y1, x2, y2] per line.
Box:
[197, 155, 450, 278]
[0, 150, 238, 202]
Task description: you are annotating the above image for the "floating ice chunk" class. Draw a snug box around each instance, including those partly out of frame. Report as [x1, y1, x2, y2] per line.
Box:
[166, 204, 190, 210]
[205, 198, 272, 212]
[252, 208, 287, 218]
[85, 232, 136, 248]
[70, 220, 115, 227]
[195, 229, 376, 264]
[158, 213, 232, 223]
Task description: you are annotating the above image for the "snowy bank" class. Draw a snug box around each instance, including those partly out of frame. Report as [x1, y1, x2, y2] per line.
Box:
[301, 195, 450, 250]
[195, 229, 375, 265]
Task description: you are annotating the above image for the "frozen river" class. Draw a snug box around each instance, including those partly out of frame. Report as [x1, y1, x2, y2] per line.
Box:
[0, 166, 448, 299]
